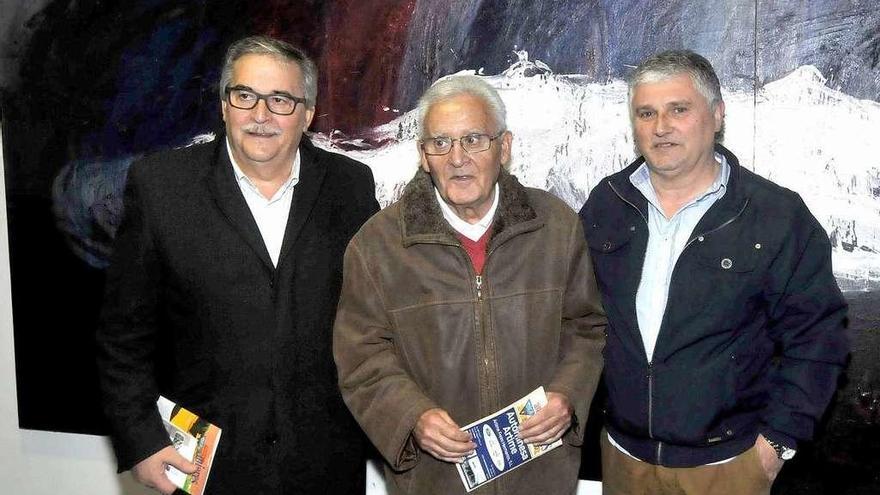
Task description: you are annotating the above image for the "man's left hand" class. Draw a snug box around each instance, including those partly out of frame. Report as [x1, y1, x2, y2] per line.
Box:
[518, 392, 573, 445]
[755, 434, 785, 482]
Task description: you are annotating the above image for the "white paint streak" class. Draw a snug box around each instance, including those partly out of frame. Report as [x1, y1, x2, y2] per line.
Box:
[314, 54, 880, 290]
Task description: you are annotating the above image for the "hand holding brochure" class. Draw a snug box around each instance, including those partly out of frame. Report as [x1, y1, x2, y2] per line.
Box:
[456, 387, 562, 492]
[156, 396, 222, 495]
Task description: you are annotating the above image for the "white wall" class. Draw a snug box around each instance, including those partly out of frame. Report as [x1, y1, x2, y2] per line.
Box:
[0, 126, 599, 495]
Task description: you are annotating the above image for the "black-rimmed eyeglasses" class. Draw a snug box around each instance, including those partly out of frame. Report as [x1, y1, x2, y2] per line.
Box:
[224, 86, 307, 115]
[420, 131, 505, 156]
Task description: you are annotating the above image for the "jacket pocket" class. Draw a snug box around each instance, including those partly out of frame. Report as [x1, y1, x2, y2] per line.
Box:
[690, 229, 767, 274]
[584, 223, 638, 298]
[651, 355, 737, 445]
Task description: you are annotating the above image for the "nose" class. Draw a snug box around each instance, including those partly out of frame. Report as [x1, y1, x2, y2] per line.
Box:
[448, 140, 469, 167]
[252, 99, 271, 123]
[654, 111, 671, 136]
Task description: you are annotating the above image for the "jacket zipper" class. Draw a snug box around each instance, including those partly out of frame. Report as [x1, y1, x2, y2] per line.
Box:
[609, 182, 747, 465]
[610, 181, 660, 457]
[681, 198, 750, 251]
[475, 274, 488, 371]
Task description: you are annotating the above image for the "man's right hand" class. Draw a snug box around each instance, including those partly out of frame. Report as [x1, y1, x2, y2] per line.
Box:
[132, 445, 197, 495]
[413, 408, 476, 463]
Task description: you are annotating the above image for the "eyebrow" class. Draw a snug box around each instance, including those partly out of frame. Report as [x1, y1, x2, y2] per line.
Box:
[427, 129, 488, 137]
[633, 99, 693, 111]
[229, 84, 297, 99]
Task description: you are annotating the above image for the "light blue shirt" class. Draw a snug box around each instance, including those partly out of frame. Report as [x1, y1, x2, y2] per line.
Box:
[631, 153, 730, 362]
[608, 153, 732, 464]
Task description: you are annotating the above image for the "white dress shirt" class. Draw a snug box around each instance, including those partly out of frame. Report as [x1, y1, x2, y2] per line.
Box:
[434, 183, 500, 240]
[226, 140, 300, 267]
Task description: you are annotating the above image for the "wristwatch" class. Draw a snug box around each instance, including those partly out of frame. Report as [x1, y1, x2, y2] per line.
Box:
[765, 438, 796, 460]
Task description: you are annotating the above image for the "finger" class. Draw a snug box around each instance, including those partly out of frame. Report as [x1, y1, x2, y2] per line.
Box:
[432, 432, 476, 456]
[428, 445, 473, 462]
[165, 451, 198, 474]
[522, 419, 571, 444]
[519, 413, 557, 438]
[151, 469, 179, 495]
[429, 416, 473, 444]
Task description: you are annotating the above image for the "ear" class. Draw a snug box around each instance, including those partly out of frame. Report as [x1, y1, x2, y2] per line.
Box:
[499, 130, 513, 166]
[713, 100, 725, 133]
[303, 105, 316, 131]
[418, 141, 430, 173]
[221, 100, 228, 123]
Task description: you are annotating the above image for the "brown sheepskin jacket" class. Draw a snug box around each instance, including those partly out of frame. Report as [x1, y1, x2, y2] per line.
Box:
[333, 168, 606, 495]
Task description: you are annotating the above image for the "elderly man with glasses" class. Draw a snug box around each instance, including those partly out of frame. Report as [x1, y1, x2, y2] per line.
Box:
[333, 75, 606, 495]
[97, 35, 379, 495]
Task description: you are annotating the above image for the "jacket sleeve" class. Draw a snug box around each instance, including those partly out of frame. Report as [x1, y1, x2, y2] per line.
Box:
[333, 240, 438, 471]
[761, 199, 849, 449]
[546, 218, 607, 446]
[95, 161, 170, 472]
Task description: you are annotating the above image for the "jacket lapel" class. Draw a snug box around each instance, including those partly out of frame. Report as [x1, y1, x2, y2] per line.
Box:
[277, 138, 327, 266]
[204, 136, 275, 270]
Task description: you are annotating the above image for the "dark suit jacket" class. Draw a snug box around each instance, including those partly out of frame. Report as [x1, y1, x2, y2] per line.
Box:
[97, 134, 379, 495]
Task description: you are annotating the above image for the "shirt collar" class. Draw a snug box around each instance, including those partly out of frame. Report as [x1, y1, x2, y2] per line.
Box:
[435, 182, 500, 242]
[630, 152, 730, 213]
[226, 138, 301, 201]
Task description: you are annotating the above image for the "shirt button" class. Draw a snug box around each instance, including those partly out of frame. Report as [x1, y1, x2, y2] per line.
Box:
[697, 236, 705, 242]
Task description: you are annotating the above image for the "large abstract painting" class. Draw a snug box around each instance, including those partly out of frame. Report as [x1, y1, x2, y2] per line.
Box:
[2, 1, 878, 491]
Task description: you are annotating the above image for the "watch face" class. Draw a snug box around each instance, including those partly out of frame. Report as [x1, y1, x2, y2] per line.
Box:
[781, 448, 796, 460]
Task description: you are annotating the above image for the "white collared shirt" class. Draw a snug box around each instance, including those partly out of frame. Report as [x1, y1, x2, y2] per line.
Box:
[226, 139, 300, 267]
[434, 183, 500, 240]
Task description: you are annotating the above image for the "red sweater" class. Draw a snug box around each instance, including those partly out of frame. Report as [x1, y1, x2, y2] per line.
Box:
[456, 228, 492, 274]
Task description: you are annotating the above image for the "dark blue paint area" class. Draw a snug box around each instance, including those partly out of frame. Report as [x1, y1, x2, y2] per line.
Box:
[78, 11, 222, 159]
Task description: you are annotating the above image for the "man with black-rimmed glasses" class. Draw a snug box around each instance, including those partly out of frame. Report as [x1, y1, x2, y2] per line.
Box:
[97, 35, 378, 495]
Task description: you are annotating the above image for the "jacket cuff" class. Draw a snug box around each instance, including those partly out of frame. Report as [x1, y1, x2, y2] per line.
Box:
[759, 426, 798, 452]
[390, 397, 438, 471]
[545, 385, 587, 446]
[112, 413, 172, 472]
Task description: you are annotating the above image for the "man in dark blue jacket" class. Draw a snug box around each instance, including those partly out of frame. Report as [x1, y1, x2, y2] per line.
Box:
[579, 50, 848, 494]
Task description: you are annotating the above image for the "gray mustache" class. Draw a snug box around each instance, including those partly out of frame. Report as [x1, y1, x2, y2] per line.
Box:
[241, 124, 282, 135]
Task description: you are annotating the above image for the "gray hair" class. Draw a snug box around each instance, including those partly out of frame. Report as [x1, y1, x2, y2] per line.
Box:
[628, 50, 724, 140]
[416, 75, 507, 137]
[218, 35, 318, 107]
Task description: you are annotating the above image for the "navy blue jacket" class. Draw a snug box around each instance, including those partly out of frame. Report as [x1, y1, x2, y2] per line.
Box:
[579, 144, 848, 467]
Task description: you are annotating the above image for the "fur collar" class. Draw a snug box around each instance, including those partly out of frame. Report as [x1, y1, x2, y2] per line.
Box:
[399, 168, 539, 247]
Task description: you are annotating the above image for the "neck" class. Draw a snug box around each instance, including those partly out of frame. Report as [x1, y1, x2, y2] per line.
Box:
[649, 156, 719, 218]
[451, 188, 496, 225]
[453, 208, 488, 225]
[233, 153, 296, 200]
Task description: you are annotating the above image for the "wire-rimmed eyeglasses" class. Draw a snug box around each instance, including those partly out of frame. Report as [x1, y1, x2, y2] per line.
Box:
[420, 130, 505, 156]
[224, 85, 307, 116]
